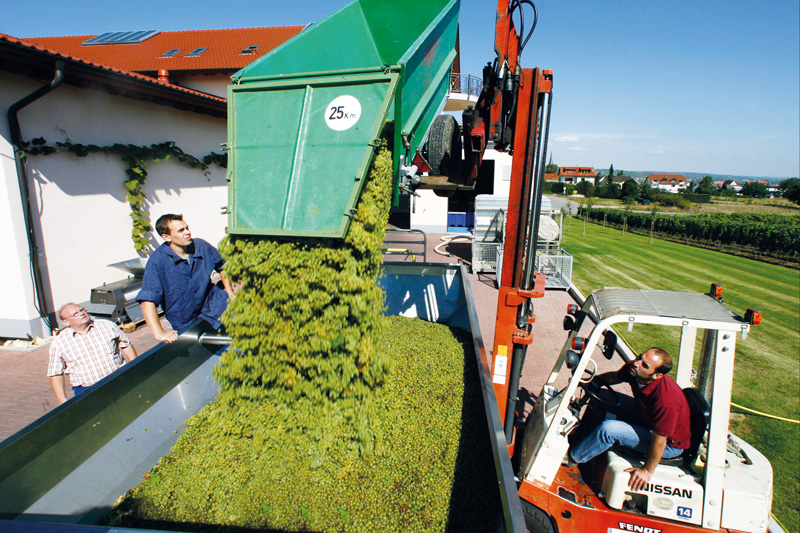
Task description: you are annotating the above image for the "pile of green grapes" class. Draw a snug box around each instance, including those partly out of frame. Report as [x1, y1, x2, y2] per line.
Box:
[104, 146, 501, 531]
[105, 317, 500, 532]
[211, 146, 394, 452]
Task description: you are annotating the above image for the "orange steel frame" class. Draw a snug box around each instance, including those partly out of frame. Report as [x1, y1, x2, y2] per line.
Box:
[485, 0, 552, 432]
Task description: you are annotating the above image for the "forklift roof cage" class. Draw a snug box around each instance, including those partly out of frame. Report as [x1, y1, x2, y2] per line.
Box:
[227, 0, 460, 238]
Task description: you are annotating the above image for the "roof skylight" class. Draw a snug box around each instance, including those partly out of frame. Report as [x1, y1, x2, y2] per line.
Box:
[161, 49, 182, 58]
[186, 48, 208, 57]
[240, 45, 259, 55]
[82, 30, 160, 46]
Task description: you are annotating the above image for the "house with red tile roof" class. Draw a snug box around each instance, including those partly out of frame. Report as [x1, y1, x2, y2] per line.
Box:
[558, 166, 595, 184]
[720, 179, 742, 192]
[25, 27, 304, 98]
[646, 173, 689, 193]
[1, 27, 303, 339]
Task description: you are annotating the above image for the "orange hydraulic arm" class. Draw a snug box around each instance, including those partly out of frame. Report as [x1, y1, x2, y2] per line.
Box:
[463, 0, 553, 446]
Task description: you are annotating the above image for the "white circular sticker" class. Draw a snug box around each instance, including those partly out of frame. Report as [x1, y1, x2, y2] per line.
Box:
[325, 95, 361, 131]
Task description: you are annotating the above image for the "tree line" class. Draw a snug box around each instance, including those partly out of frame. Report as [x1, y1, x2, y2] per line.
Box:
[544, 165, 800, 207]
[577, 207, 799, 262]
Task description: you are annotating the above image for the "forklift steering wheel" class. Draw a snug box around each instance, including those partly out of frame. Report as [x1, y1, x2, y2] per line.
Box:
[578, 379, 621, 408]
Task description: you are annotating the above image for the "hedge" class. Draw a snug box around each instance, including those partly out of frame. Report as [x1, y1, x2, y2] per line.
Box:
[577, 208, 799, 257]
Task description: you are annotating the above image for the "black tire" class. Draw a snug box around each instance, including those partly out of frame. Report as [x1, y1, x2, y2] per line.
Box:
[428, 114, 463, 179]
[521, 500, 556, 533]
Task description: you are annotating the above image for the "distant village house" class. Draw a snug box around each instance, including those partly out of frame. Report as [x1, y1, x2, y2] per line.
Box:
[558, 166, 595, 184]
[646, 173, 689, 193]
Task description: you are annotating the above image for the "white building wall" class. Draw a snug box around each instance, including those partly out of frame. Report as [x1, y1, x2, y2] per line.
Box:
[0, 136, 45, 338]
[1, 77, 55, 338]
[409, 190, 448, 233]
[0, 73, 227, 339]
[176, 73, 231, 99]
[483, 149, 513, 197]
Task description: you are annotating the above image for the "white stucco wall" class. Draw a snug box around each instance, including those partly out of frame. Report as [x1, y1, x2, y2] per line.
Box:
[0, 118, 43, 338]
[483, 149, 513, 198]
[409, 190, 448, 233]
[176, 73, 231, 99]
[1, 72, 228, 338]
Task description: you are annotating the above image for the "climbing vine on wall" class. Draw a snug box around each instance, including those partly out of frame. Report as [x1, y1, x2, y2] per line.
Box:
[20, 138, 227, 252]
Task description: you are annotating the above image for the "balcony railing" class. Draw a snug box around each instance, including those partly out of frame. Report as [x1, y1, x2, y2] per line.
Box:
[449, 73, 482, 98]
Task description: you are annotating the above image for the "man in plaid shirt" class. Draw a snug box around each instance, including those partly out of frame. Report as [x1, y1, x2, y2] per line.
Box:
[48, 303, 138, 404]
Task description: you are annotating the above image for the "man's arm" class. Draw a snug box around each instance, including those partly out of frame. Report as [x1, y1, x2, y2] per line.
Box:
[141, 301, 178, 343]
[597, 370, 624, 387]
[50, 375, 70, 405]
[219, 270, 235, 299]
[121, 345, 138, 362]
[626, 432, 668, 491]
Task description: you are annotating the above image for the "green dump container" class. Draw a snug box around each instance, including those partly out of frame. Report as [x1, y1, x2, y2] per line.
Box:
[227, 0, 460, 238]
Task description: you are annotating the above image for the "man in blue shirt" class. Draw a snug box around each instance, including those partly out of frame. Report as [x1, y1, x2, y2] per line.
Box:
[137, 214, 234, 343]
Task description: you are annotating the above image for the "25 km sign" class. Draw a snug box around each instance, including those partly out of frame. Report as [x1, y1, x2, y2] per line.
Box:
[325, 95, 361, 131]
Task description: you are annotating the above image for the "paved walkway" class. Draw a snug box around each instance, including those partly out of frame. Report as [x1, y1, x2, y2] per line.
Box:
[0, 233, 613, 442]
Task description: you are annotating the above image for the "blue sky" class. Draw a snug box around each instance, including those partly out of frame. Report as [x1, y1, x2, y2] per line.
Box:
[4, 0, 798, 178]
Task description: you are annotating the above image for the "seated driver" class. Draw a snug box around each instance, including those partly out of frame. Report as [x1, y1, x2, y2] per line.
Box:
[565, 347, 692, 491]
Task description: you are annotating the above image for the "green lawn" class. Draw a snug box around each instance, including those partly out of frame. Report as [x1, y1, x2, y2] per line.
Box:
[561, 217, 800, 532]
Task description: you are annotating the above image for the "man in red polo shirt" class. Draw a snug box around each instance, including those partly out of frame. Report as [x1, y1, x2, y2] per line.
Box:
[566, 347, 691, 491]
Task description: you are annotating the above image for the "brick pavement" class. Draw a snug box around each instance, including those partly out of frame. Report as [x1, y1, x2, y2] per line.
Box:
[0, 233, 614, 443]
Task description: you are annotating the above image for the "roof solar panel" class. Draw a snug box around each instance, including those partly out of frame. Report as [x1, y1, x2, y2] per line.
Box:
[82, 30, 160, 46]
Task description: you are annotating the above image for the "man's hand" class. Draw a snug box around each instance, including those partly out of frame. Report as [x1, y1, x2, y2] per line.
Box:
[155, 330, 179, 344]
[626, 432, 668, 491]
[121, 345, 138, 362]
[625, 466, 653, 491]
[220, 270, 235, 300]
[141, 301, 177, 343]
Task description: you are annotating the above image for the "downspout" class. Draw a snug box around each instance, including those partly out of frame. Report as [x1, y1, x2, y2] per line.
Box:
[7, 60, 65, 333]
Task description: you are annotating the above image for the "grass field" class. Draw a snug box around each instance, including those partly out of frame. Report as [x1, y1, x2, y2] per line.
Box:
[561, 216, 800, 532]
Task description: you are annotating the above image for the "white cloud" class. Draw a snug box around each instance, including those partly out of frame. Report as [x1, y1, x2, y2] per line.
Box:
[555, 136, 580, 142]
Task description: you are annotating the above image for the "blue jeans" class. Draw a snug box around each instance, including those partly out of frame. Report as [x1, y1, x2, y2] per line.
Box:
[570, 391, 684, 464]
[72, 385, 89, 397]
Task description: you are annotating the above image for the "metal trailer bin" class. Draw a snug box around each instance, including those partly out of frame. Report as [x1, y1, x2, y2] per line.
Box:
[0, 263, 525, 533]
[227, 0, 460, 238]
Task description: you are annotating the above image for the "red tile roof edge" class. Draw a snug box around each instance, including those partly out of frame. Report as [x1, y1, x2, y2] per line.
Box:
[25, 26, 306, 74]
[30, 25, 307, 40]
[1, 32, 226, 106]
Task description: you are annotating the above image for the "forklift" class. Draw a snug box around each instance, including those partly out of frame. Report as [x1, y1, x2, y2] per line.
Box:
[511, 286, 772, 532]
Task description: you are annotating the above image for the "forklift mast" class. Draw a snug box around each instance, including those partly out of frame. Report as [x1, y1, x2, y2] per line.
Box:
[466, 0, 553, 443]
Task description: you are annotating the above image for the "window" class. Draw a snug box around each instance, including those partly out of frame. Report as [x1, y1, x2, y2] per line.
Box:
[240, 45, 259, 55]
[186, 48, 207, 57]
[161, 49, 182, 58]
[82, 30, 159, 46]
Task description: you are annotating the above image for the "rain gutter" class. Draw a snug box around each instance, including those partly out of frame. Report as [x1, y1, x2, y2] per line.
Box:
[7, 60, 65, 332]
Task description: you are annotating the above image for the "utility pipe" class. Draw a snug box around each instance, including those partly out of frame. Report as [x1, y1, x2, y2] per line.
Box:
[7, 61, 65, 332]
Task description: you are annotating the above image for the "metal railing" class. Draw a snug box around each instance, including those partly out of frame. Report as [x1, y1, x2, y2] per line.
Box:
[450, 73, 482, 98]
[382, 229, 427, 263]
